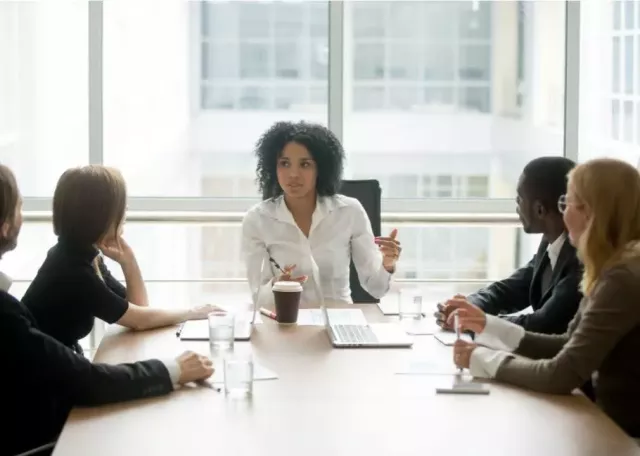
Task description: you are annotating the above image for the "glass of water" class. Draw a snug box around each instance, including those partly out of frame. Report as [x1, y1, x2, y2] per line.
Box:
[208, 312, 235, 358]
[224, 353, 253, 398]
[399, 288, 423, 321]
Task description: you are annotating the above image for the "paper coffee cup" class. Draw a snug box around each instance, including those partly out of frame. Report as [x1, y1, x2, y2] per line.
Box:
[272, 281, 303, 324]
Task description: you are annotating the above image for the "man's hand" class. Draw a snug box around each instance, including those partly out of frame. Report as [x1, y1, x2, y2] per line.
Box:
[176, 351, 214, 384]
[442, 296, 487, 334]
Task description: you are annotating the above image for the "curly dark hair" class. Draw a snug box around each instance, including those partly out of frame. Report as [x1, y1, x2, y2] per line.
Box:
[255, 121, 345, 199]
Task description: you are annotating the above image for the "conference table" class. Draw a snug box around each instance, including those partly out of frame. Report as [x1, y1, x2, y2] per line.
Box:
[53, 303, 640, 456]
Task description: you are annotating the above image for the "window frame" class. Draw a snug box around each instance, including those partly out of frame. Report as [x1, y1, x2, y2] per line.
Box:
[19, 0, 580, 217]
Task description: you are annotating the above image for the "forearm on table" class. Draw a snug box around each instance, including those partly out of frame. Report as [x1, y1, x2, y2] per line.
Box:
[120, 305, 191, 331]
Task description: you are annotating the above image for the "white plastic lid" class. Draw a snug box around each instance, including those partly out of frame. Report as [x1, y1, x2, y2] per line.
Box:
[272, 281, 303, 292]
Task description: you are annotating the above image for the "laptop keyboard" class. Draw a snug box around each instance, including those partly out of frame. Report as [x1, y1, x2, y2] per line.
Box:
[333, 324, 378, 345]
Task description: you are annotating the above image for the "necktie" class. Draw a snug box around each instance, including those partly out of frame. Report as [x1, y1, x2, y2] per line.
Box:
[539, 252, 553, 295]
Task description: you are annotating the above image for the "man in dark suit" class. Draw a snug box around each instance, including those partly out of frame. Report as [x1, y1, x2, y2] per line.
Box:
[0, 165, 214, 456]
[437, 157, 582, 335]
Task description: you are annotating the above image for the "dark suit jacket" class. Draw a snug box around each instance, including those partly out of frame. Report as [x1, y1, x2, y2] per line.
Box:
[0, 291, 173, 456]
[468, 237, 583, 334]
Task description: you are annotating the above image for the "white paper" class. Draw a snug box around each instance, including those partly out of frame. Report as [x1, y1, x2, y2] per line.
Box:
[295, 309, 326, 326]
[212, 362, 278, 384]
[179, 311, 262, 340]
[400, 318, 441, 335]
[377, 298, 401, 316]
[433, 331, 473, 346]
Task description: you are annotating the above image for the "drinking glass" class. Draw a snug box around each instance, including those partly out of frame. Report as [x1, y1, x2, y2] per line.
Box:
[399, 288, 423, 321]
[223, 353, 253, 398]
[208, 312, 235, 358]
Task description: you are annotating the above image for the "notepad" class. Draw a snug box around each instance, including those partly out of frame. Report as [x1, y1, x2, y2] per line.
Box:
[436, 378, 490, 395]
[177, 311, 262, 341]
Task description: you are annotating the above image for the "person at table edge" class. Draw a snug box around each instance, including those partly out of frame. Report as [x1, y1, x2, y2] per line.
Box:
[0, 164, 214, 456]
[448, 158, 640, 439]
[242, 121, 401, 307]
[21, 165, 218, 353]
[438, 157, 582, 335]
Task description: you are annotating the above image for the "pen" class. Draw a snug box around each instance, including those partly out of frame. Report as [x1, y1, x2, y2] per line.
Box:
[259, 307, 278, 321]
[454, 312, 463, 373]
[269, 257, 285, 274]
[196, 380, 221, 392]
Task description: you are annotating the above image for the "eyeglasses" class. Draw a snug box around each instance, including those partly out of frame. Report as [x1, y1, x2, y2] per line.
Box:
[558, 194, 567, 214]
[558, 194, 583, 214]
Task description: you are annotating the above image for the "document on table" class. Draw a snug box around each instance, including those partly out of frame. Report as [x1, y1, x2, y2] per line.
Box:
[376, 296, 434, 316]
[400, 318, 441, 335]
[433, 331, 473, 346]
[211, 363, 278, 384]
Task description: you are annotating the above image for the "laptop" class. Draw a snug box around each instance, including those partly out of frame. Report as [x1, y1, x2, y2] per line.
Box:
[322, 306, 413, 348]
[177, 309, 256, 342]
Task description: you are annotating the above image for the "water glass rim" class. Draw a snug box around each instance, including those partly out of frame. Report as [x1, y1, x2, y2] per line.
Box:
[208, 311, 234, 320]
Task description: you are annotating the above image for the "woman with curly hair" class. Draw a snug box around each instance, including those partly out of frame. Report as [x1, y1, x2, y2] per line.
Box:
[242, 121, 401, 307]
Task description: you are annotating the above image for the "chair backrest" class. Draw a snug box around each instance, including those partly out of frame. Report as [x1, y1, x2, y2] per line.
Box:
[15, 442, 56, 456]
[339, 179, 382, 303]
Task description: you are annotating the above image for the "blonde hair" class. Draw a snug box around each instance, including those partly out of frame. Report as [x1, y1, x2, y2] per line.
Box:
[569, 158, 640, 294]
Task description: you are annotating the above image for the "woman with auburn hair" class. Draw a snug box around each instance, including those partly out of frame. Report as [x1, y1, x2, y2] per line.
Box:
[0, 164, 213, 456]
[442, 158, 640, 438]
[22, 165, 219, 353]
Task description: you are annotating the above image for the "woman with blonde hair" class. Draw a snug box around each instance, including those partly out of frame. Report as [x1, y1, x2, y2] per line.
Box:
[442, 158, 640, 438]
[22, 165, 219, 354]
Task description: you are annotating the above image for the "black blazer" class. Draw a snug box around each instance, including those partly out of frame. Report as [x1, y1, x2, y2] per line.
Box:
[468, 237, 583, 334]
[0, 291, 173, 456]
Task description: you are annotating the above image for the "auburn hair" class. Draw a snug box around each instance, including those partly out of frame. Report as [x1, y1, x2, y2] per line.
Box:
[53, 165, 127, 245]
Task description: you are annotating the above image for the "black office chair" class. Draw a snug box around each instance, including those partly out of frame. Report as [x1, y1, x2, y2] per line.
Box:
[15, 442, 56, 456]
[339, 179, 382, 303]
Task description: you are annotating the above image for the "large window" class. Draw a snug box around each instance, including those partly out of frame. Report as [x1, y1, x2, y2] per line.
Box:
[104, 0, 328, 198]
[0, 1, 88, 197]
[579, 0, 640, 164]
[344, 1, 566, 201]
[2, 1, 580, 311]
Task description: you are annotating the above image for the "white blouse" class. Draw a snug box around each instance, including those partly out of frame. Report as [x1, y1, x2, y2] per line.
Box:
[241, 195, 392, 307]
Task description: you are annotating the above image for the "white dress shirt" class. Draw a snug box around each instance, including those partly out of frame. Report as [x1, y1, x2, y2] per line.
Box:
[468, 234, 567, 378]
[547, 233, 566, 270]
[242, 194, 392, 307]
[469, 315, 526, 378]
